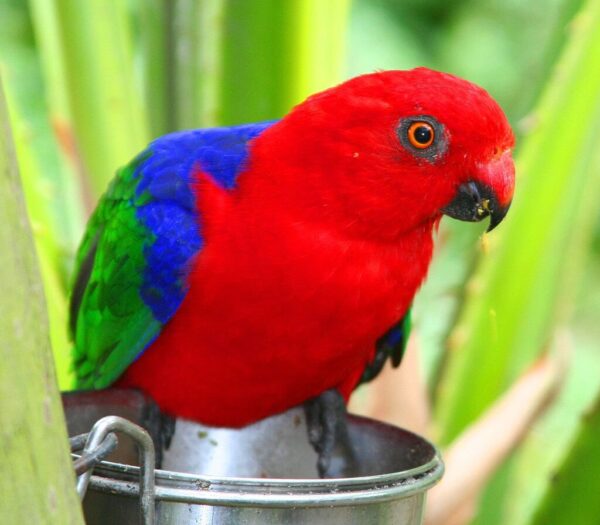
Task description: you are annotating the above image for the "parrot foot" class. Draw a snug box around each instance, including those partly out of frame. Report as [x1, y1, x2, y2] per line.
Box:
[304, 389, 357, 478]
[141, 398, 176, 468]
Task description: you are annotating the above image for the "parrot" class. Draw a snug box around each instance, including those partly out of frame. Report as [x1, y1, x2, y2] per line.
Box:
[69, 68, 515, 476]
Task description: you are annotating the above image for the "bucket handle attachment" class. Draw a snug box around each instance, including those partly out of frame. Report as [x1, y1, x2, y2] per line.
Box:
[72, 415, 156, 525]
[70, 431, 118, 475]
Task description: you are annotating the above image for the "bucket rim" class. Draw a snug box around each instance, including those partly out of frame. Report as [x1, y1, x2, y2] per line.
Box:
[86, 454, 443, 507]
[81, 417, 445, 508]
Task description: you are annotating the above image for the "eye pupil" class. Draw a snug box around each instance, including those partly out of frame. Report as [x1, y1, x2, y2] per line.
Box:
[414, 126, 432, 144]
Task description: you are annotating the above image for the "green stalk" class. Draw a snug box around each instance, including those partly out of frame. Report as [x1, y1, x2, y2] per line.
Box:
[1, 1, 83, 388]
[52, 0, 149, 199]
[139, 0, 173, 135]
[160, 0, 348, 129]
[0, 75, 83, 525]
[219, 0, 295, 124]
[287, 0, 350, 104]
[218, 0, 350, 125]
[28, 0, 72, 131]
[6, 91, 75, 389]
[28, 0, 84, 226]
[435, 0, 600, 444]
[172, 0, 226, 129]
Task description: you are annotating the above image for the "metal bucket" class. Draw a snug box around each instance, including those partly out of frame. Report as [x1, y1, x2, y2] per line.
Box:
[64, 390, 443, 525]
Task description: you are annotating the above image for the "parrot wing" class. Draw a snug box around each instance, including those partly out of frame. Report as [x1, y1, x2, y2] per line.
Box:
[359, 309, 412, 385]
[70, 122, 276, 389]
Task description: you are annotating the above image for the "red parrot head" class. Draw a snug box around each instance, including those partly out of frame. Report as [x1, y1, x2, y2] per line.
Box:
[257, 68, 515, 239]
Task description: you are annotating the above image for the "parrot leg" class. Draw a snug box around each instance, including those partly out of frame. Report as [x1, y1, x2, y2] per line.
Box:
[141, 398, 176, 468]
[304, 389, 357, 478]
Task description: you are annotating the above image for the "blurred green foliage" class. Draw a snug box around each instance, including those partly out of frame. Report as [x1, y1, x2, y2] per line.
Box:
[0, 0, 599, 523]
[348, 0, 583, 123]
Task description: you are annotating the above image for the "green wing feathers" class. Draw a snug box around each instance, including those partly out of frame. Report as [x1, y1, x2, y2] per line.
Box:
[70, 158, 162, 389]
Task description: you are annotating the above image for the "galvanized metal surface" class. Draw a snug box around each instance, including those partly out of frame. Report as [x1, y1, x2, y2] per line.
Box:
[64, 390, 443, 525]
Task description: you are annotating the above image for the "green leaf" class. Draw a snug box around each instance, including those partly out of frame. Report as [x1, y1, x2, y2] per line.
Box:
[530, 389, 600, 524]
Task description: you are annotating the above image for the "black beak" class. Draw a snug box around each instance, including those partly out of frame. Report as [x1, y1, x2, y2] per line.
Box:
[441, 181, 510, 232]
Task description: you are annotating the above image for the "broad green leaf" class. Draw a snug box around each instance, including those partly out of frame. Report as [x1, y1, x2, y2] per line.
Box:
[530, 388, 600, 524]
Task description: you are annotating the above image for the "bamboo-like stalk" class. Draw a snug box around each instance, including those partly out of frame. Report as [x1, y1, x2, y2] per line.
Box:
[290, 0, 350, 102]
[171, 0, 350, 129]
[6, 94, 75, 389]
[172, 0, 226, 129]
[27, 0, 85, 219]
[139, 0, 173, 136]
[218, 0, 350, 125]
[0, 77, 83, 525]
[28, 0, 72, 133]
[2, 1, 83, 388]
[138, 0, 349, 131]
[435, 0, 600, 445]
[52, 0, 150, 198]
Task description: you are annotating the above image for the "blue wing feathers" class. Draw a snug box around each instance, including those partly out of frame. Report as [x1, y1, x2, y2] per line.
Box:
[359, 310, 412, 384]
[133, 121, 277, 325]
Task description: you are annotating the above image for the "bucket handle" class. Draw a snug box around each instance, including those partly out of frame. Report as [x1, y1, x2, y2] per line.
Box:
[73, 415, 156, 525]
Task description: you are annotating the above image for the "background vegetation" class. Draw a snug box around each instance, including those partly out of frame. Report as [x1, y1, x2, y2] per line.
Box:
[1, 0, 599, 523]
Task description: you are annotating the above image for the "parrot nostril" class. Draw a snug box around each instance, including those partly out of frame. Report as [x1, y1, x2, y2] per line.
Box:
[492, 146, 503, 160]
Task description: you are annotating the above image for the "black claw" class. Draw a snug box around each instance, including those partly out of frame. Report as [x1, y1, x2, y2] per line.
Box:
[305, 397, 323, 450]
[304, 389, 356, 478]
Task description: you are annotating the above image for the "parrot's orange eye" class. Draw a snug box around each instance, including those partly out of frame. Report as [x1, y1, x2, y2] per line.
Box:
[397, 115, 447, 162]
[407, 122, 435, 149]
